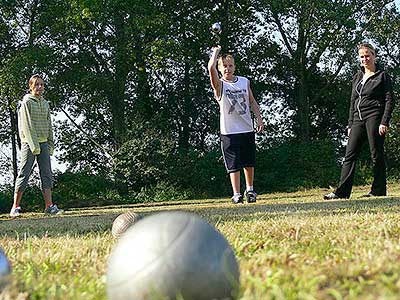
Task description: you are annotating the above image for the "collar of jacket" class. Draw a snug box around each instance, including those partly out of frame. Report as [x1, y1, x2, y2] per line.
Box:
[26, 94, 44, 102]
[359, 63, 383, 74]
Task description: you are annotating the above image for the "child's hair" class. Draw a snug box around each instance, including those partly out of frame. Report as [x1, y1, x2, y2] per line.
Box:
[217, 54, 235, 70]
[28, 74, 44, 91]
[358, 43, 376, 56]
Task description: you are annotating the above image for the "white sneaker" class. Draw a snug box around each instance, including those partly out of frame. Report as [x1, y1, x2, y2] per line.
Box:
[10, 206, 22, 217]
[231, 194, 243, 204]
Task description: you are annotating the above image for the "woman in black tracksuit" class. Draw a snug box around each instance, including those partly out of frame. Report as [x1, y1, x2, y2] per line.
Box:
[324, 43, 395, 200]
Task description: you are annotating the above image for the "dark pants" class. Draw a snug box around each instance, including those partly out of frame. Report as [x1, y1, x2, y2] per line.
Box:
[335, 116, 386, 198]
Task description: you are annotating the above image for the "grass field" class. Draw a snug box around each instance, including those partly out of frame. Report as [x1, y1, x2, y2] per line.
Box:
[1, 184, 400, 300]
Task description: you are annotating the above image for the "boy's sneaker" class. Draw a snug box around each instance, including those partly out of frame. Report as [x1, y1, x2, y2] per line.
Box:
[231, 194, 243, 204]
[44, 204, 64, 215]
[9, 206, 22, 217]
[245, 190, 257, 203]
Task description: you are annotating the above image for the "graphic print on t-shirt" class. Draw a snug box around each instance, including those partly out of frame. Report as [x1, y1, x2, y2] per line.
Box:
[219, 76, 253, 135]
[226, 89, 247, 115]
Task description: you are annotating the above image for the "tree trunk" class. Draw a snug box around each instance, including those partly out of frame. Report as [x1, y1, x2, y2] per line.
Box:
[295, 67, 310, 143]
[178, 63, 191, 150]
[109, 12, 130, 194]
[294, 11, 310, 143]
[8, 98, 19, 185]
[109, 13, 129, 150]
[134, 38, 152, 120]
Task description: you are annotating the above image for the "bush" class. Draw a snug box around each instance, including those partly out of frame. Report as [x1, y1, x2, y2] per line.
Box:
[255, 140, 342, 192]
[135, 181, 193, 202]
[384, 107, 400, 180]
[0, 186, 13, 213]
[0, 137, 381, 213]
[168, 149, 231, 198]
[0, 184, 44, 213]
[52, 170, 121, 208]
[113, 130, 231, 199]
[113, 130, 174, 192]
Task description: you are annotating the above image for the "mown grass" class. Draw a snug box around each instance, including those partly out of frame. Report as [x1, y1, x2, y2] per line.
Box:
[1, 184, 400, 300]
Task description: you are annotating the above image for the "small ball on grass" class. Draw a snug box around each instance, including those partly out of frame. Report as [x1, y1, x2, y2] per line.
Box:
[111, 211, 142, 239]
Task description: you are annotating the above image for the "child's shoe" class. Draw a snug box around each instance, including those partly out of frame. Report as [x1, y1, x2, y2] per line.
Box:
[245, 190, 257, 203]
[9, 206, 22, 217]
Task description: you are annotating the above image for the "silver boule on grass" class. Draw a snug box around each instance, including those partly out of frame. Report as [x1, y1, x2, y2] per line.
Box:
[111, 211, 142, 239]
[0, 248, 11, 291]
[107, 211, 240, 300]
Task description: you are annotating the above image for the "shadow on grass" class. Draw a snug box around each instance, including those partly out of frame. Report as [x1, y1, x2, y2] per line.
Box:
[195, 197, 400, 221]
[0, 197, 399, 237]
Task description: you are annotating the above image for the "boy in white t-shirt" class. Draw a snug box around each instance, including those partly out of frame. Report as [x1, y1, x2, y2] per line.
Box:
[208, 46, 264, 203]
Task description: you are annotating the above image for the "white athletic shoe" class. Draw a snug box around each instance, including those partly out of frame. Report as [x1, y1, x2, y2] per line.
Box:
[10, 206, 22, 217]
[231, 194, 243, 204]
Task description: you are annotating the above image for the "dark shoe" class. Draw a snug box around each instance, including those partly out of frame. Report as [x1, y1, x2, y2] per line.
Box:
[245, 190, 257, 203]
[324, 192, 339, 200]
[44, 204, 64, 215]
[231, 194, 243, 204]
[361, 192, 385, 198]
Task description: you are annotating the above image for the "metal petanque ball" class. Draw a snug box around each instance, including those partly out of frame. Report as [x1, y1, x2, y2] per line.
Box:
[0, 247, 11, 290]
[107, 211, 240, 300]
[211, 22, 222, 34]
[112, 211, 142, 239]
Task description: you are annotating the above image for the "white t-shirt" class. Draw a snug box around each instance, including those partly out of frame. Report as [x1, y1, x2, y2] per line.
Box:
[218, 76, 254, 135]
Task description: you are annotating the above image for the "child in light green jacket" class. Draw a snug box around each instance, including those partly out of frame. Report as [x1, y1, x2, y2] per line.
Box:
[10, 74, 63, 217]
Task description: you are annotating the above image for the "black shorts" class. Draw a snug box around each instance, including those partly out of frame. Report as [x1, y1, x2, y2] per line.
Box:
[221, 132, 256, 173]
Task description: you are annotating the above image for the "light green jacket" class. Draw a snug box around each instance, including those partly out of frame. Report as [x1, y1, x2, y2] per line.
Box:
[18, 94, 54, 155]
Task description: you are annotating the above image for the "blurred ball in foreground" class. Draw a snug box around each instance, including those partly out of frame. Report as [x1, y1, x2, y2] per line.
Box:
[0, 247, 11, 290]
[107, 211, 240, 300]
[112, 211, 142, 238]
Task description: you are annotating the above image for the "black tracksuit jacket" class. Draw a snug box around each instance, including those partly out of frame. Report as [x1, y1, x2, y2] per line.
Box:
[348, 66, 395, 128]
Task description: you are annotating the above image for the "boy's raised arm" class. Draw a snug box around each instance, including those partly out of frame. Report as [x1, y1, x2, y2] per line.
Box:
[208, 46, 221, 99]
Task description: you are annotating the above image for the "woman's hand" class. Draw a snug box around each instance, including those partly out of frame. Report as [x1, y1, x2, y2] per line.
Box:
[379, 124, 388, 136]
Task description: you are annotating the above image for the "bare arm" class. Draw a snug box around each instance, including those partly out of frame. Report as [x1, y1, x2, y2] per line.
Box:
[208, 46, 221, 99]
[248, 83, 264, 133]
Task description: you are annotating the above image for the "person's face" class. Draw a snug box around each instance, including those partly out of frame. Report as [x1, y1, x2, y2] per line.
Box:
[219, 58, 235, 79]
[31, 78, 44, 96]
[358, 48, 376, 69]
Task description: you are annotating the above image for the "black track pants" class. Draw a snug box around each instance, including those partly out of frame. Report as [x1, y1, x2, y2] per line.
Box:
[335, 116, 386, 198]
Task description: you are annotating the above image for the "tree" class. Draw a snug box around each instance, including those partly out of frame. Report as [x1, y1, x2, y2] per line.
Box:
[366, 3, 400, 177]
[253, 0, 394, 143]
[0, 0, 58, 183]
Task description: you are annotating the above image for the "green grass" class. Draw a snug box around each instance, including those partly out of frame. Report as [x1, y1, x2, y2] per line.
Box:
[1, 184, 400, 300]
